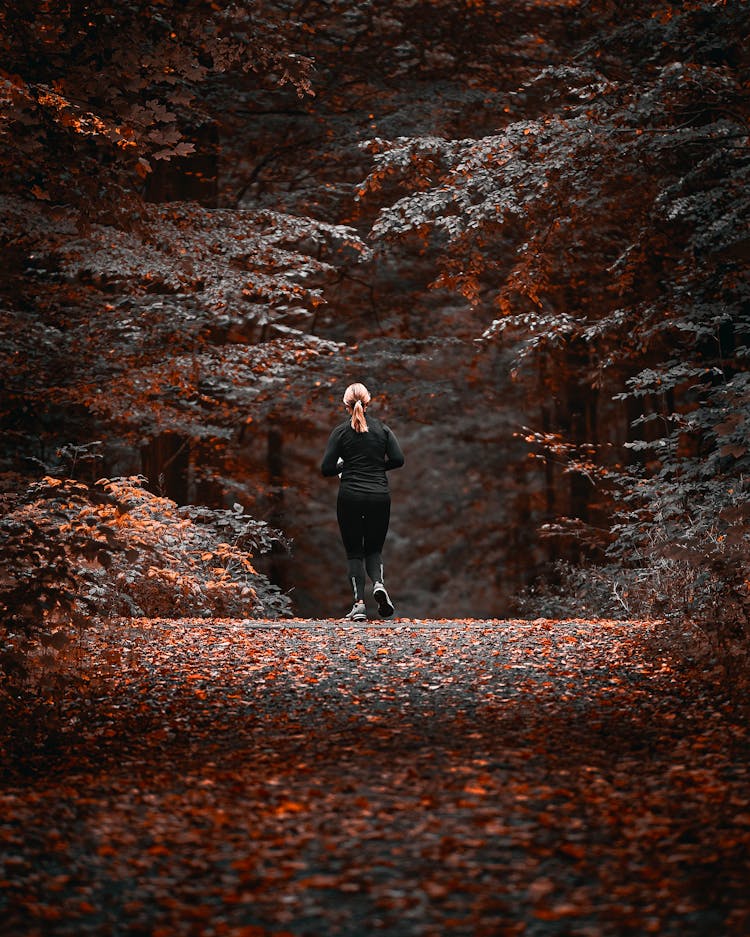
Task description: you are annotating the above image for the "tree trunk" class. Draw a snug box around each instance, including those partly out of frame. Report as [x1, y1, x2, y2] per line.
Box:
[266, 426, 288, 593]
[141, 432, 189, 504]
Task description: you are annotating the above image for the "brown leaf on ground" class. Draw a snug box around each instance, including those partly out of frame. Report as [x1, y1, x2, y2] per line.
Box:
[1, 617, 748, 936]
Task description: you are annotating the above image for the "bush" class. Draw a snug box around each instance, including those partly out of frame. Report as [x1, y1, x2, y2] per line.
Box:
[516, 546, 750, 680]
[513, 560, 634, 621]
[0, 474, 291, 681]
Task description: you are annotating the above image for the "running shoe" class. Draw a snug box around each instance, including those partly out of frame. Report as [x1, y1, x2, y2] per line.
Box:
[344, 600, 367, 621]
[373, 582, 394, 618]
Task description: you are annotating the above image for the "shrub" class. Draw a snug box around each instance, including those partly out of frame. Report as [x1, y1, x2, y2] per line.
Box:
[0, 474, 291, 681]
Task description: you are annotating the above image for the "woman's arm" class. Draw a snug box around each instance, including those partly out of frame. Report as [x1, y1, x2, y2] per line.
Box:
[321, 428, 343, 476]
[384, 427, 405, 471]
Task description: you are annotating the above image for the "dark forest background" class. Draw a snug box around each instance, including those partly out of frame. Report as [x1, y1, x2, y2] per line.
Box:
[1, 1, 749, 650]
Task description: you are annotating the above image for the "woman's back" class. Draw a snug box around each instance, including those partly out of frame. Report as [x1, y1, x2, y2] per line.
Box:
[321, 416, 404, 499]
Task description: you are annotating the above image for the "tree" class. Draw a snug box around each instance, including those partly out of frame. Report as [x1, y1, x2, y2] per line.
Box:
[0, 1, 332, 638]
[354, 0, 750, 636]
[2, 0, 749, 636]
[0, 2, 351, 481]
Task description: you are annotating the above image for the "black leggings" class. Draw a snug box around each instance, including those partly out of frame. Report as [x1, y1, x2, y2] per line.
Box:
[336, 497, 391, 601]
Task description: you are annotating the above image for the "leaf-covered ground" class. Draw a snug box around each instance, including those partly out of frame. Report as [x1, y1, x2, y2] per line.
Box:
[1, 618, 748, 937]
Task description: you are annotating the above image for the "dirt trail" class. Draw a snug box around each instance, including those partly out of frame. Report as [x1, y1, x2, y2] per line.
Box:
[1, 618, 748, 936]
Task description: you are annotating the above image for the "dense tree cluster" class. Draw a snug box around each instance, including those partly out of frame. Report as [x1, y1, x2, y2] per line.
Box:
[356, 0, 750, 642]
[1, 1, 749, 655]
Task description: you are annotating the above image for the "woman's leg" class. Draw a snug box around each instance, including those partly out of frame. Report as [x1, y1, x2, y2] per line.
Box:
[336, 498, 366, 602]
[362, 500, 395, 616]
[362, 499, 391, 584]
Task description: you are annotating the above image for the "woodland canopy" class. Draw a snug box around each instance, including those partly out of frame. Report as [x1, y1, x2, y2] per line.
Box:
[1, 0, 749, 661]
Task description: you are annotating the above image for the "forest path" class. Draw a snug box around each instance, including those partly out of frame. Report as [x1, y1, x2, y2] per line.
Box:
[1, 618, 749, 937]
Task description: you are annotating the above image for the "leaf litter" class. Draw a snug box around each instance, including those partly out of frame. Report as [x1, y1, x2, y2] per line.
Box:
[1, 617, 748, 936]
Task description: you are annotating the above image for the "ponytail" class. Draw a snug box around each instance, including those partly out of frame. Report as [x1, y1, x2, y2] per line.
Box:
[351, 399, 368, 433]
[343, 382, 371, 433]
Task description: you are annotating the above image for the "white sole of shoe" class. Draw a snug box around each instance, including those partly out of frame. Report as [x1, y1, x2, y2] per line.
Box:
[373, 586, 394, 618]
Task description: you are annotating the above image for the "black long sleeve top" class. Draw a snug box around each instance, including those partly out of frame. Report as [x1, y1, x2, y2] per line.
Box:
[321, 416, 405, 500]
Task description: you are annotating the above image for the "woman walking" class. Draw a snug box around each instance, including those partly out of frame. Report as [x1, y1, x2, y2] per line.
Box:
[321, 382, 405, 620]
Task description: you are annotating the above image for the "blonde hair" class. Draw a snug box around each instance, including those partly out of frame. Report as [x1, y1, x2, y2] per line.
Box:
[343, 382, 371, 433]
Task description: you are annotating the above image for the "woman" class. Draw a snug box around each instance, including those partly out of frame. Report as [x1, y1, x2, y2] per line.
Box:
[321, 382, 405, 620]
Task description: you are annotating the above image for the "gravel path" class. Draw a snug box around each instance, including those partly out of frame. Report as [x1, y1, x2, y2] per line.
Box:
[1, 617, 748, 937]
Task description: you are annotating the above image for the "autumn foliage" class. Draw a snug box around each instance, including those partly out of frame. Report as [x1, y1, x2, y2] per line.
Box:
[1, 618, 748, 936]
[1, 4, 750, 934]
[1, 1, 750, 651]
[0, 473, 290, 679]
